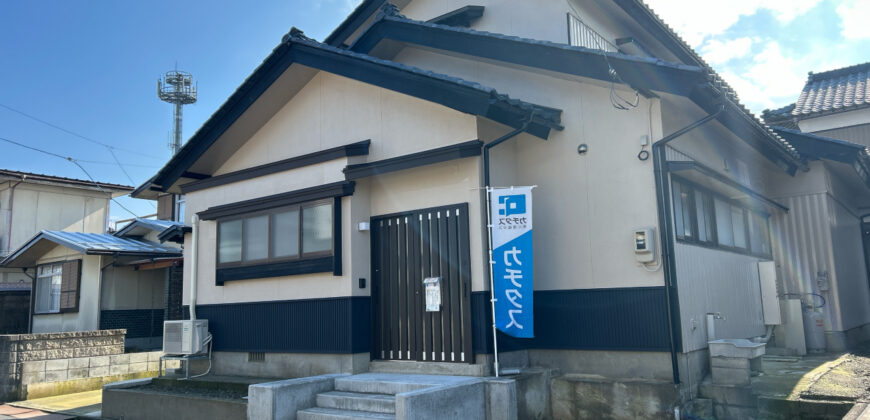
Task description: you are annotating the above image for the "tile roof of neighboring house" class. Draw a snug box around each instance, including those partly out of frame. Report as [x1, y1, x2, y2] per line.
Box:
[1, 231, 183, 268]
[132, 29, 563, 199]
[114, 218, 184, 238]
[761, 104, 798, 130]
[792, 62, 870, 118]
[773, 126, 870, 189]
[0, 169, 133, 192]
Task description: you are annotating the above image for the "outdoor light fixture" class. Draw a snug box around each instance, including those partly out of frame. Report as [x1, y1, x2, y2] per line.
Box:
[577, 143, 588, 155]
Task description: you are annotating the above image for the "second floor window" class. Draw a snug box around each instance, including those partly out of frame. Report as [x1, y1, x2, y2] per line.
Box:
[217, 199, 333, 267]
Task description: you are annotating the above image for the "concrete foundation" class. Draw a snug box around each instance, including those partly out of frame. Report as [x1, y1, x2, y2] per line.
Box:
[551, 374, 681, 420]
[210, 351, 370, 379]
[526, 349, 673, 381]
[102, 378, 248, 420]
[825, 322, 870, 352]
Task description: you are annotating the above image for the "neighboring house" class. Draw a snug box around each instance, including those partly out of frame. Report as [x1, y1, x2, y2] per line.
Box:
[0, 169, 133, 334]
[762, 62, 870, 351]
[0, 225, 183, 349]
[130, 0, 870, 414]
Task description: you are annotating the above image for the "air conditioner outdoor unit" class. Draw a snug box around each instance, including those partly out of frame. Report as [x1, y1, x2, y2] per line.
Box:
[163, 320, 209, 355]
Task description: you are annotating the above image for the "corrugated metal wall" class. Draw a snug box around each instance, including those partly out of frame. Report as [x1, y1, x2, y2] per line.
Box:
[772, 192, 870, 332]
[675, 243, 766, 352]
[815, 123, 870, 147]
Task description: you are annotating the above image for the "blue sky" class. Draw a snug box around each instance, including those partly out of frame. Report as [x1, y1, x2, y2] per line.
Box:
[1, 0, 868, 224]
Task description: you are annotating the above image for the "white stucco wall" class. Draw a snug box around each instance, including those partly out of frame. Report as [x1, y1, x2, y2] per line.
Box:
[183, 69, 480, 305]
[31, 246, 101, 333]
[391, 45, 666, 291]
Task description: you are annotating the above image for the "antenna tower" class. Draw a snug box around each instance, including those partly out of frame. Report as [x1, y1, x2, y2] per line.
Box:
[158, 70, 197, 154]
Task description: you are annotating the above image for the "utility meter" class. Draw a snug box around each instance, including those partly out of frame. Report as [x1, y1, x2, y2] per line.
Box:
[634, 228, 655, 263]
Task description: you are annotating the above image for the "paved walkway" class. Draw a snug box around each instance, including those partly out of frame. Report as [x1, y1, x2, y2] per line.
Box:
[0, 390, 102, 419]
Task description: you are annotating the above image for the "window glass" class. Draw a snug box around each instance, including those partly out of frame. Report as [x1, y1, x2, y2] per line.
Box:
[714, 198, 734, 246]
[695, 190, 714, 243]
[748, 211, 772, 255]
[731, 206, 747, 249]
[244, 215, 269, 261]
[672, 182, 692, 239]
[272, 209, 300, 258]
[302, 203, 333, 253]
[218, 220, 243, 263]
[35, 263, 62, 313]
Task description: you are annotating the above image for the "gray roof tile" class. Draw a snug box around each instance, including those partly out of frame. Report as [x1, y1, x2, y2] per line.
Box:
[793, 62, 870, 117]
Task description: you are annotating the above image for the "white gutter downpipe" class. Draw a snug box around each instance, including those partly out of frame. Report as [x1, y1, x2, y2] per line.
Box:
[189, 214, 199, 321]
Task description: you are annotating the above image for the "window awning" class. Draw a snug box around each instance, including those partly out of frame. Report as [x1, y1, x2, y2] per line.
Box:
[668, 160, 788, 213]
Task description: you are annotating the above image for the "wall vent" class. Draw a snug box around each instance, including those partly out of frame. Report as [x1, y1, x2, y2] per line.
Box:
[248, 352, 265, 362]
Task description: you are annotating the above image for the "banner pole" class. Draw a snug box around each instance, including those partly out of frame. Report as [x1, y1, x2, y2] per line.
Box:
[486, 186, 500, 377]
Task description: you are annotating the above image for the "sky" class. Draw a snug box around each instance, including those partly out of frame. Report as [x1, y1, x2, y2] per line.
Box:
[0, 0, 868, 224]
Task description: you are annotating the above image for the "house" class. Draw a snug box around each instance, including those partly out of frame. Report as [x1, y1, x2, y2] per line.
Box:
[761, 62, 870, 351]
[0, 169, 133, 334]
[130, 0, 870, 416]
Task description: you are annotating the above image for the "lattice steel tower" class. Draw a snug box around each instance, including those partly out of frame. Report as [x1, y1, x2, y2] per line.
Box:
[158, 70, 197, 155]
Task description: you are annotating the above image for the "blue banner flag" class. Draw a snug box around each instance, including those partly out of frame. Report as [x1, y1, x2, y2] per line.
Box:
[490, 187, 534, 338]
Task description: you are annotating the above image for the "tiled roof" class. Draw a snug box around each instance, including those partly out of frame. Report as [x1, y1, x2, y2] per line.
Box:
[793, 62, 870, 118]
[0, 169, 133, 191]
[761, 104, 798, 130]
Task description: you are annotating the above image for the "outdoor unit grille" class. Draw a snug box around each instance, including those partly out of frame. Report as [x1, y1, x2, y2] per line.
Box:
[163, 320, 209, 355]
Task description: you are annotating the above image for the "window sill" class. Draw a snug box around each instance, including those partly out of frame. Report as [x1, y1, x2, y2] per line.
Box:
[215, 256, 334, 285]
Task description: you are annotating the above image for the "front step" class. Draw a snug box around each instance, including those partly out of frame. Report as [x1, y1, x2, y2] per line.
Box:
[369, 360, 489, 377]
[334, 375, 433, 395]
[317, 391, 396, 414]
[297, 407, 396, 420]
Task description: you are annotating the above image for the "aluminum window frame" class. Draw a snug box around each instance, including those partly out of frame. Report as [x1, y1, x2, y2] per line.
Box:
[671, 175, 773, 259]
[34, 262, 63, 314]
[215, 198, 334, 270]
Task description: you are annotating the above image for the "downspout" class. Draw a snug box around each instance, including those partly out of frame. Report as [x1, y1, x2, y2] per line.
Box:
[189, 214, 199, 321]
[22, 268, 35, 333]
[483, 112, 536, 377]
[6, 175, 26, 255]
[653, 104, 725, 384]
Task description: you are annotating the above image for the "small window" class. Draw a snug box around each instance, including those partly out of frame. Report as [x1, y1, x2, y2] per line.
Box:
[174, 195, 186, 223]
[748, 211, 772, 256]
[672, 181, 693, 240]
[302, 203, 333, 254]
[35, 263, 62, 313]
[695, 190, 715, 244]
[731, 206, 747, 249]
[271, 209, 300, 258]
[714, 198, 734, 247]
[34, 260, 80, 314]
[216, 199, 334, 268]
[218, 220, 242, 263]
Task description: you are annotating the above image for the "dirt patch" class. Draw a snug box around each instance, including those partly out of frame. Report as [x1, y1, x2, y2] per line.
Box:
[136, 381, 248, 402]
[798, 347, 870, 402]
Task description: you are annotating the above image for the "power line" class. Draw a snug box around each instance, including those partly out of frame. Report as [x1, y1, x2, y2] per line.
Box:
[0, 103, 165, 160]
[0, 136, 141, 218]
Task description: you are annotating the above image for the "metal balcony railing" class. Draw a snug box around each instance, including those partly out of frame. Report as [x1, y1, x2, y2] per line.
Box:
[567, 13, 618, 52]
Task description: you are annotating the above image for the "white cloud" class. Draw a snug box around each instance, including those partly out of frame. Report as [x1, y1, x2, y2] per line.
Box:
[837, 0, 870, 39]
[700, 37, 753, 65]
[643, 0, 822, 46]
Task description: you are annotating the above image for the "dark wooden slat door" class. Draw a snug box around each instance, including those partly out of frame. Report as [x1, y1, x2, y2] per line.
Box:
[372, 203, 473, 363]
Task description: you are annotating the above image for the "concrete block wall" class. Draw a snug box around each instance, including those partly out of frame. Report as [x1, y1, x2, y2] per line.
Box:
[0, 329, 173, 402]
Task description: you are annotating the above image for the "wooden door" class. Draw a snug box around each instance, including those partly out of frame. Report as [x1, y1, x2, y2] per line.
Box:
[371, 203, 473, 363]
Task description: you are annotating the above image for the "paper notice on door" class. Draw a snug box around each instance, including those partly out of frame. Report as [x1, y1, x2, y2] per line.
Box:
[424, 277, 441, 312]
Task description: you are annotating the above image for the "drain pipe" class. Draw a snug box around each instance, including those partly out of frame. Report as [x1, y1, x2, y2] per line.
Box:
[189, 214, 199, 321]
[483, 112, 536, 377]
[5, 175, 26, 255]
[653, 104, 725, 384]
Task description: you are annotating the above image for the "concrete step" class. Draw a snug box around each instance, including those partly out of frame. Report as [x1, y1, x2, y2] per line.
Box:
[334, 376, 432, 395]
[369, 360, 489, 376]
[317, 391, 396, 414]
[297, 407, 396, 420]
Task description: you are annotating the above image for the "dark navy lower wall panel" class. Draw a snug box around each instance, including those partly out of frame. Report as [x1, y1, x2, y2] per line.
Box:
[184, 296, 370, 354]
[471, 287, 671, 353]
[100, 309, 164, 339]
